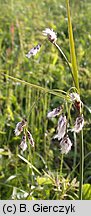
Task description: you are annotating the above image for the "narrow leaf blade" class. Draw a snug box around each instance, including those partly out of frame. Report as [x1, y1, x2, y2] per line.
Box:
[66, 0, 79, 91]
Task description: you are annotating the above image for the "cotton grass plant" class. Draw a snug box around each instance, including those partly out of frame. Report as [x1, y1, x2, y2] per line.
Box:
[25, 0, 84, 199]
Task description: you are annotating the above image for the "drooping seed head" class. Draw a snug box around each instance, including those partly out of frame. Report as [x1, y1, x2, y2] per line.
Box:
[42, 28, 57, 43]
[54, 114, 67, 140]
[27, 130, 34, 147]
[72, 114, 84, 133]
[15, 119, 27, 136]
[60, 135, 72, 154]
[70, 92, 82, 111]
[47, 105, 63, 118]
[26, 44, 41, 58]
[20, 134, 27, 151]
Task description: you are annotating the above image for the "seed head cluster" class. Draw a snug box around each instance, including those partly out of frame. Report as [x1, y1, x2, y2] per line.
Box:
[47, 93, 84, 154]
[15, 118, 34, 152]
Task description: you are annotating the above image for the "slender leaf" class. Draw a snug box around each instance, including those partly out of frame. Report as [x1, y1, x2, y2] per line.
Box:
[66, 0, 79, 91]
[82, 184, 91, 200]
[18, 154, 41, 176]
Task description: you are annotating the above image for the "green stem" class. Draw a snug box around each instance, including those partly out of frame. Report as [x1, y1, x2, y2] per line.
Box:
[2, 73, 68, 100]
[73, 132, 77, 175]
[60, 154, 64, 177]
[54, 42, 71, 68]
[79, 129, 84, 200]
[54, 42, 76, 86]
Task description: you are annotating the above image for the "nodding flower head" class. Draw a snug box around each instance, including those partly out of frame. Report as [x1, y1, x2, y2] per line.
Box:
[47, 106, 63, 119]
[70, 92, 80, 102]
[26, 44, 41, 58]
[60, 135, 72, 154]
[42, 28, 57, 43]
[54, 114, 67, 140]
[70, 92, 82, 111]
[15, 119, 27, 136]
[72, 114, 84, 133]
[27, 130, 34, 147]
[20, 134, 27, 152]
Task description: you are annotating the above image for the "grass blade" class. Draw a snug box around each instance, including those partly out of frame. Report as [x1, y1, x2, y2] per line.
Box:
[18, 154, 41, 176]
[66, 0, 79, 91]
[2, 73, 69, 100]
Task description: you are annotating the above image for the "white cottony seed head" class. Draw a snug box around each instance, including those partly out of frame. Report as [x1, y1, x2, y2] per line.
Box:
[60, 135, 72, 154]
[15, 119, 27, 136]
[54, 114, 67, 140]
[26, 44, 41, 58]
[42, 28, 57, 43]
[20, 134, 27, 151]
[72, 114, 84, 133]
[57, 114, 67, 140]
[27, 130, 34, 147]
[47, 106, 63, 118]
[70, 92, 81, 103]
[15, 122, 23, 136]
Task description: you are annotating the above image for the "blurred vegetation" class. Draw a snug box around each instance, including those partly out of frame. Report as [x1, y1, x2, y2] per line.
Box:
[0, 0, 91, 199]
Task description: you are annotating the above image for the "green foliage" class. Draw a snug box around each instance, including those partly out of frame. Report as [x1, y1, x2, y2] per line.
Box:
[0, 0, 91, 200]
[82, 184, 91, 200]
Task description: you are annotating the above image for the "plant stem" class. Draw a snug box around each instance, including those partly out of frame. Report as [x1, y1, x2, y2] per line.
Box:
[73, 132, 77, 175]
[54, 42, 71, 69]
[2, 73, 68, 100]
[54, 42, 75, 86]
[79, 129, 84, 200]
[60, 154, 64, 176]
